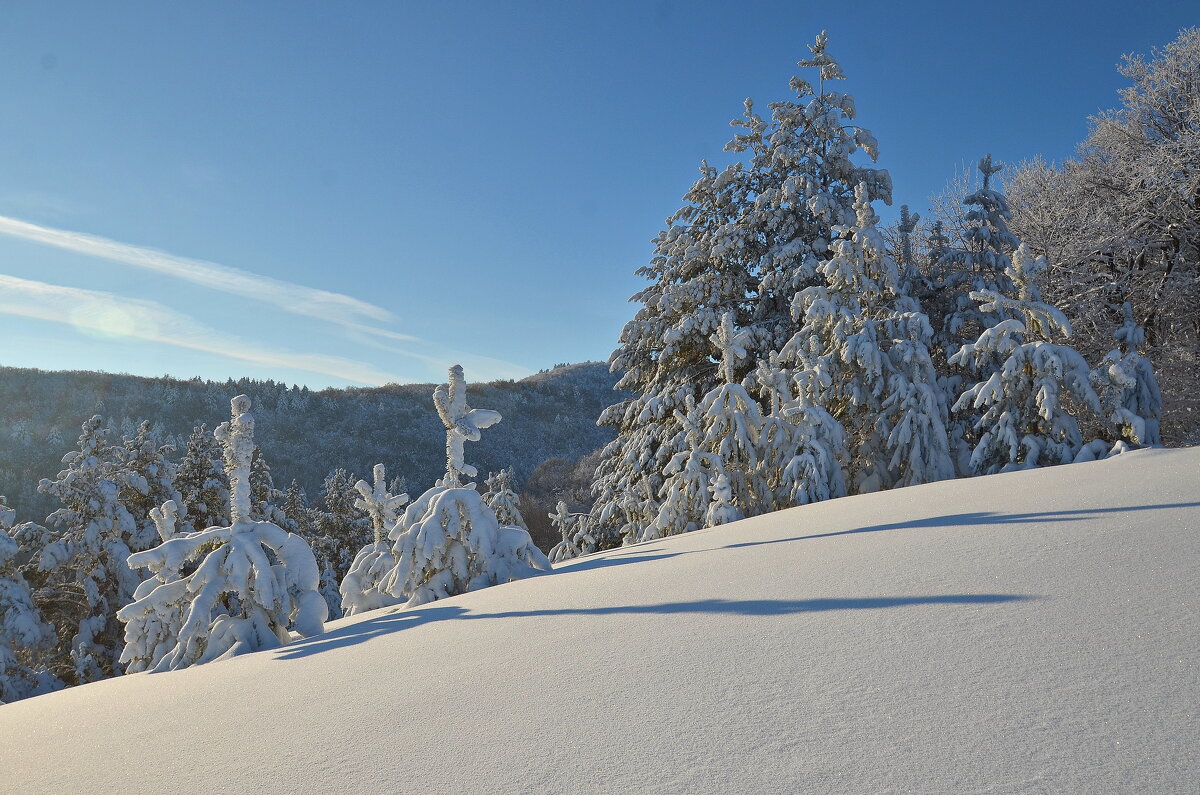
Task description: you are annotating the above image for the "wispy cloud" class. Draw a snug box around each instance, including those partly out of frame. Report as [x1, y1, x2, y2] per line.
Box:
[0, 214, 408, 334]
[0, 214, 535, 383]
[0, 274, 402, 386]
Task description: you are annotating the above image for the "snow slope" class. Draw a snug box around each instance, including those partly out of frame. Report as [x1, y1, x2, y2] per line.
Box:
[2, 448, 1197, 793]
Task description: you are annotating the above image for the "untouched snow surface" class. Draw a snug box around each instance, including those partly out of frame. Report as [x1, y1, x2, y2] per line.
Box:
[2, 448, 1197, 793]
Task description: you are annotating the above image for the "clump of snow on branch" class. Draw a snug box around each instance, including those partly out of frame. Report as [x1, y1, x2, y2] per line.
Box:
[118, 396, 327, 672]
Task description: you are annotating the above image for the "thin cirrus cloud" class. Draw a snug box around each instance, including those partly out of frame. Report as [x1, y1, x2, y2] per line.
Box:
[0, 213, 535, 382]
[0, 273, 403, 386]
[0, 214, 415, 339]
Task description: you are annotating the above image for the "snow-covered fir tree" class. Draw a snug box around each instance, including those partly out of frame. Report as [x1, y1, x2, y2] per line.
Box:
[779, 183, 953, 492]
[249, 445, 287, 525]
[34, 416, 144, 683]
[548, 500, 597, 564]
[340, 464, 408, 617]
[0, 498, 60, 703]
[118, 420, 184, 550]
[483, 468, 527, 531]
[651, 398, 728, 539]
[117, 396, 326, 672]
[1090, 302, 1163, 447]
[654, 313, 764, 538]
[592, 30, 890, 541]
[752, 354, 847, 509]
[309, 468, 371, 616]
[382, 367, 550, 608]
[950, 245, 1102, 472]
[174, 423, 229, 534]
[929, 155, 1023, 472]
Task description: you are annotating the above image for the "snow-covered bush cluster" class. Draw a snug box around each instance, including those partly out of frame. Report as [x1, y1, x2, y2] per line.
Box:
[342, 366, 550, 613]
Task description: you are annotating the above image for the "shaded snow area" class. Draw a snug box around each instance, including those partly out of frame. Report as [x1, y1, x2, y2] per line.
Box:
[2, 448, 1197, 793]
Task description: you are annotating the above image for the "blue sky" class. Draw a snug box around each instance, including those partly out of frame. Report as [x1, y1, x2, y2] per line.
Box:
[0, 1, 1192, 388]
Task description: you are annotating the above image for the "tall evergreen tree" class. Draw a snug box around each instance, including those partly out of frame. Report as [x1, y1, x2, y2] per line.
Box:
[593, 31, 889, 539]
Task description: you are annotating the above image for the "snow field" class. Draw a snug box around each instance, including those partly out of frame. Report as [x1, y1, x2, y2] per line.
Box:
[0, 447, 1196, 793]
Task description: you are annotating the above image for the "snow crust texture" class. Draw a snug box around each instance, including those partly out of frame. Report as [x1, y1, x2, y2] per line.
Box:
[1, 448, 1196, 794]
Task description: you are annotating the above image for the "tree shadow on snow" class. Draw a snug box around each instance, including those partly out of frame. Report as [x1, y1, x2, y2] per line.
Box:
[273, 593, 1035, 662]
[720, 501, 1200, 552]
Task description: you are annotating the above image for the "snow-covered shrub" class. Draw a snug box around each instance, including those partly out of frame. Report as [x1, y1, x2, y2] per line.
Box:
[340, 464, 408, 617]
[381, 367, 550, 608]
[118, 396, 326, 672]
[385, 486, 551, 607]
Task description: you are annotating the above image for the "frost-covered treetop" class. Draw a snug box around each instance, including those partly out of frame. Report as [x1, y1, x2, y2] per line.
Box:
[434, 365, 501, 486]
[354, 464, 409, 545]
[797, 30, 846, 84]
[213, 395, 254, 525]
[978, 153, 1003, 191]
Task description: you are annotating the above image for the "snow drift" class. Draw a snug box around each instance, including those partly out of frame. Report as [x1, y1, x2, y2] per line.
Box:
[1, 448, 1197, 793]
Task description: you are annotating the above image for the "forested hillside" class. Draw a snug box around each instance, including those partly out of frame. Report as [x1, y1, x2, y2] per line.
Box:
[0, 361, 620, 524]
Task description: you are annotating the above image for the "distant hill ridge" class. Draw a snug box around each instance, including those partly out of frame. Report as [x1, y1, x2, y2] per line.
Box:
[0, 362, 623, 523]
